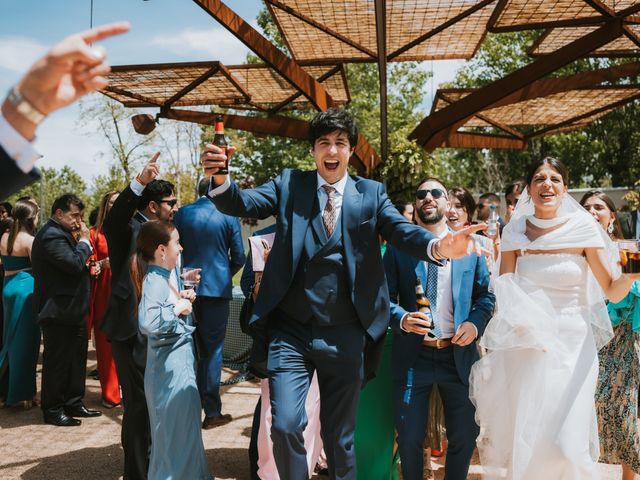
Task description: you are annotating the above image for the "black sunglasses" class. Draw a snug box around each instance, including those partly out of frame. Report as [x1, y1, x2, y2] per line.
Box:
[416, 188, 445, 200]
[158, 199, 178, 207]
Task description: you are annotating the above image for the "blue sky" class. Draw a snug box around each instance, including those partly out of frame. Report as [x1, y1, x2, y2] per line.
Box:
[1, 0, 462, 184]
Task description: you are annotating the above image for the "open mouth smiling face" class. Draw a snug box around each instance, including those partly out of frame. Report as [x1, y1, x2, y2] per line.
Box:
[529, 164, 567, 211]
[312, 130, 353, 185]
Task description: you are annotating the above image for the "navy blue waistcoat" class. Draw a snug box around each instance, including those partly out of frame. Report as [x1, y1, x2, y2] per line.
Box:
[279, 199, 358, 325]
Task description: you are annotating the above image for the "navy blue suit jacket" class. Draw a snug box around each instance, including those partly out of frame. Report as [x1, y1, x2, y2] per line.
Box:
[211, 169, 437, 342]
[384, 244, 495, 385]
[173, 196, 245, 299]
[0, 145, 40, 200]
[31, 219, 92, 325]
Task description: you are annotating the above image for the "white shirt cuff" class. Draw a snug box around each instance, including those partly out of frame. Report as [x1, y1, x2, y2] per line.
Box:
[400, 312, 410, 332]
[427, 239, 446, 265]
[78, 238, 93, 252]
[130, 178, 145, 196]
[0, 114, 41, 173]
[208, 176, 231, 197]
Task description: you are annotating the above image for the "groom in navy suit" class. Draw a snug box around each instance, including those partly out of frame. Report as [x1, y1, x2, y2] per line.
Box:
[173, 177, 245, 429]
[201, 109, 485, 479]
[384, 178, 495, 480]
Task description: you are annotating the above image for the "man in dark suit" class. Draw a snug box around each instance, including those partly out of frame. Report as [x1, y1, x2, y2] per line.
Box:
[384, 178, 495, 480]
[201, 109, 485, 479]
[0, 23, 129, 200]
[102, 154, 179, 480]
[32, 193, 102, 426]
[619, 209, 639, 239]
[173, 177, 245, 429]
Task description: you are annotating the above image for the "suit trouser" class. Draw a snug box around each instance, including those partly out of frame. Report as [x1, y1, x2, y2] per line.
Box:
[41, 322, 87, 412]
[111, 336, 150, 480]
[268, 315, 366, 480]
[393, 346, 478, 480]
[248, 397, 261, 480]
[193, 296, 229, 417]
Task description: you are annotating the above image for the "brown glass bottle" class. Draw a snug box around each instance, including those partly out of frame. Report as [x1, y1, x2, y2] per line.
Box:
[212, 114, 229, 175]
[415, 278, 436, 338]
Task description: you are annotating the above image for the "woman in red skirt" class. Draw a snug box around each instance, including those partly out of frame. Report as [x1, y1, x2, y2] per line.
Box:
[89, 190, 121, 408]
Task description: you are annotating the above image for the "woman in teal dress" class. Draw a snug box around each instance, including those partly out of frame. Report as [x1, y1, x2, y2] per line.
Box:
[133, 221, 212, 480]
[0, 200, 40, 408]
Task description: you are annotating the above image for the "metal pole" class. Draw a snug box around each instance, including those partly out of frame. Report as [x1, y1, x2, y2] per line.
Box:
[374, 0, 388, 164]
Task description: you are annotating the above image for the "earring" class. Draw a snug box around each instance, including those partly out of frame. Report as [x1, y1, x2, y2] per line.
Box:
[161, 253, 166, 262]
[608, 222, 615, 234]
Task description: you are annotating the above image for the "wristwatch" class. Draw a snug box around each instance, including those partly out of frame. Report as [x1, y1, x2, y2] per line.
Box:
[6, 87, 45, 125]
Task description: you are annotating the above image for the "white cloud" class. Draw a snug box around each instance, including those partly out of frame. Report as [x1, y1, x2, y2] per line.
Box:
[0, 36, 47, 73]
[33, 102, 113, 185]
[150, 26, 252, 65]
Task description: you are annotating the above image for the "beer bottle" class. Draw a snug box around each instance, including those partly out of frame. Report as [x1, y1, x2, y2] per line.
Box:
[415, 278, 436, 338]
[212, 114, 229, 175]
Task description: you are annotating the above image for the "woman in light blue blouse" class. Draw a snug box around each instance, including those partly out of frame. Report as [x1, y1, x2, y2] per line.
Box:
[132, 220, 211, 480]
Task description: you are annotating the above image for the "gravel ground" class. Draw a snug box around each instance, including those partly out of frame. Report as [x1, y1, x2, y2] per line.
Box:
[0, 346, 624, 479]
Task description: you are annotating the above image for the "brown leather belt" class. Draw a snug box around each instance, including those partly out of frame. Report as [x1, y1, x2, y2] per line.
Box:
[422, 338, 452, 349]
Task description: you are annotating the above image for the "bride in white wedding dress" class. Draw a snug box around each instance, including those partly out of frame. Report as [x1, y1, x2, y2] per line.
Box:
[470, 158, 639, 480]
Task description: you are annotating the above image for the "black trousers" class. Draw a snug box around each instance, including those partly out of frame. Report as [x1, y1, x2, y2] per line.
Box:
[40, 322, 87, 412]
[112, 335, 150, 480]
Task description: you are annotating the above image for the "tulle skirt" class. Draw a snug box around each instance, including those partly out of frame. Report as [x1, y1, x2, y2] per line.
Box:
[470, 274, 600, 480]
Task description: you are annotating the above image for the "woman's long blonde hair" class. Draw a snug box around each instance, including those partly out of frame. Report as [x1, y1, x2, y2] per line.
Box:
[95, 190, 119, 233]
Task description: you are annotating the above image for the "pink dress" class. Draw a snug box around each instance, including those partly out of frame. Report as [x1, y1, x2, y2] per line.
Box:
[257, 373, 324, 479]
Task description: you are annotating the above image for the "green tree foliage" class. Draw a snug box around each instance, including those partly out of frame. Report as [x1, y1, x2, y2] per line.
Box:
[7, 166, 87, 224]
[439, 31, 640, 191]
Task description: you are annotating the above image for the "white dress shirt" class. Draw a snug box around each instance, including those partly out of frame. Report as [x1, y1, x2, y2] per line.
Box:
[401, 224, 478, 339]
[0, 114, 41, 173]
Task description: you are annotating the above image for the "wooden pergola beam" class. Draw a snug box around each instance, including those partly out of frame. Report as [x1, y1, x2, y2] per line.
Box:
[104, 86, 162, 107]
[527, 90, 640, 138]
[388, 0, 497, 60]
[265, 0, 377, 59]
[269, 64, 342, 114]
[159, 109, 376, 175]
[410, 18, 625, 151]
[193, 0, 334, 111]
[438, 92, 526, 140]
[164, 63, 220, 107]
[444, 132, 527, 149]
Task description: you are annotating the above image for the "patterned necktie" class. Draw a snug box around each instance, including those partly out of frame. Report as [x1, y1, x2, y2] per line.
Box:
[321, 185, 337, 237]
[426, 262, 442, 338]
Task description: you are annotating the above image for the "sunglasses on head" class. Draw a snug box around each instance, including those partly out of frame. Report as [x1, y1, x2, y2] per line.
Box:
[416, 188, 445, 200]
[158, 199, 178, 207]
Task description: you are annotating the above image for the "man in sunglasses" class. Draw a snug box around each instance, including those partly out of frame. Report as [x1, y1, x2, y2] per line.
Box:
[101, 152, 182, 479]
[384, 178, 495, 480]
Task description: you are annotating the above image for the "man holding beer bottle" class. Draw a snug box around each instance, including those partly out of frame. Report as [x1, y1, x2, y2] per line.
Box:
[383, 177, 495, 480]
[201, 109, 486, 480]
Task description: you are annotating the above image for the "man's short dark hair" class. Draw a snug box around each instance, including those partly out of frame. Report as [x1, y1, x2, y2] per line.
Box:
[140, 180, 175, 211]
[478, 192, 500, 204]
[51, 193, 85, 216]
[309, 108, 358, 148]
[197, 177, 210, 197]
